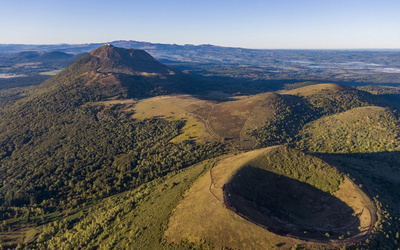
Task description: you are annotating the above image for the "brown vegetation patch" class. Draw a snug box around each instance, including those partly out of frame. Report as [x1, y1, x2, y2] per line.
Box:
[0, 227, 40, 246]
[208, 92, 280, 149]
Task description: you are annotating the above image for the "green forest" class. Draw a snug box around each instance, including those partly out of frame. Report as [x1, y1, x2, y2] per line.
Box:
[0, 46, 225, 249]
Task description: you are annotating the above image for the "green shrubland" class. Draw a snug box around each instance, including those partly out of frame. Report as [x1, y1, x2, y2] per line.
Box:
[296, 107, 400, 153]
[247, 146, 343, 194]
[249, 95, 315, 147]
[28, 159, 217, 250]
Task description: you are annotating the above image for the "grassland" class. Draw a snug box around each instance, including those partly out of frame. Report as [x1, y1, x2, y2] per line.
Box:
[207, 92, 279, 149]
[85, 90, 301, 152]
[131, 95, 216, 143]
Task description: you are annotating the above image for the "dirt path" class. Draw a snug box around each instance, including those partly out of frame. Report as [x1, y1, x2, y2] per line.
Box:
[182, 103, 222, 143]
[209, 161, 223, 203]
[238, 106, 258, 150]
[204, 105, 223, 142]
[222, 187, 374, 245]
[286, 206, 373, 245]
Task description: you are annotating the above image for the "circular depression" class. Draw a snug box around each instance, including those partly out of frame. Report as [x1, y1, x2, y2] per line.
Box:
[223, 165, 362, 241]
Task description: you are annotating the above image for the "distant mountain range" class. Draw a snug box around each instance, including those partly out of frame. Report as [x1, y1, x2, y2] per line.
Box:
[2, 40, 400, 86]
[1, 40, 400, 54]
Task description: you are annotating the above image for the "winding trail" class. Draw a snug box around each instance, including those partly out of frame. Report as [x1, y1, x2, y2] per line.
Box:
[188, 104, 222, 143]
[203, 105, 222, 142]
[209, 161, 223, 203]
[285, 206, 374, 245]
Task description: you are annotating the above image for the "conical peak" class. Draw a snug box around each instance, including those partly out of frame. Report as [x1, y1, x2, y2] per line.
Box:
[89, 45, 157, 62]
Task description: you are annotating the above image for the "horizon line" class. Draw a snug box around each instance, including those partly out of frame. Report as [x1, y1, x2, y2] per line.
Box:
[0, 40, 399, 51]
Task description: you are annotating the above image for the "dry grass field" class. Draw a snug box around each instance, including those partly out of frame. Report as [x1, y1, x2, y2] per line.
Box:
[282, 83, 345, 96]
[132, 94, 216, 143]
[84, 95, 215, 143]
[0, 228, 40, 246]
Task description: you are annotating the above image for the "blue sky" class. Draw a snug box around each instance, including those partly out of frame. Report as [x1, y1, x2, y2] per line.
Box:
[1, 0, 399, 49]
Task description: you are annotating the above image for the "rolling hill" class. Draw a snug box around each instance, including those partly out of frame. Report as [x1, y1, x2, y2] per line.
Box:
[130, 92, 286, 150]
[0, 45, 399, 249]
[296, 106, 400, 153]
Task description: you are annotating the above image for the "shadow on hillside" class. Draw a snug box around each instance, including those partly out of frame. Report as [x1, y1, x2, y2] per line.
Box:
[378, 94, 400, 109]
[224, 166, 360, 240]
[162, 61, 400, 96]
[173, 72, 400, 104]
[309, 150, 400, 210]
[310, 150, 400, 168]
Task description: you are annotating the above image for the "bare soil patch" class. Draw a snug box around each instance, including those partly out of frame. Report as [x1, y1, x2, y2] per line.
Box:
[208, 92, 279, 149]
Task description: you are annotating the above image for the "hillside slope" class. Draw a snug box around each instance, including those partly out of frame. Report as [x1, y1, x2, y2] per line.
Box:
[249, 84, 379, 148]
[0, 45, 223, 247]
[296, 106, 400, 153]
[129, 92, 281, 150]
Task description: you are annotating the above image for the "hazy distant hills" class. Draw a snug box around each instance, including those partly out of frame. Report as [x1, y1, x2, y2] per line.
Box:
[0, 50, 82, 64]
[1, 40, 400, 89]
[9, 51, 72, 62]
